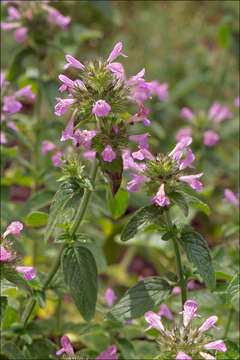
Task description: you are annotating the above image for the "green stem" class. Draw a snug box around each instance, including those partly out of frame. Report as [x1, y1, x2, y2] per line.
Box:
[224, 307, 234, 338]
[121, 246, 136, 273]
[164, 210, 187, 308]
[21, 297, 37, 327]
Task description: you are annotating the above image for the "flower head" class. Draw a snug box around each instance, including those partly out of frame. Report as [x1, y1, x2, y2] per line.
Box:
[198, 316, 219, 332]
[51, 151, 63, 167]
[107, 62, 125, 79]
[101, 145, 116, 162]
[176, 128, 192, 141]
[180, 107, 194, 121]
[179, 173, 203, 191]
[204, 340, 227, 353]
[127, 173, 149, 192]
[63, 54, 85, 70]
[129, 133, 150, 149]
[158, 304, 173, 320]
[55, 98, 76, 116]
[56, 336, 74, 356]
[176, 352, 192, 360]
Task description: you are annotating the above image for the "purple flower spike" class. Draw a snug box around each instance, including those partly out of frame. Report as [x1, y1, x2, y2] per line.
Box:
[129, 133, 150, 149]
[204, 340, 227, 353]
[176, 351, 192, 360]
[96, 345, 118, 360]
[56, 336, 74, 356]
[16, 266, 35, 280]
[105, 288, 116, 307]
[107, 62, 125, 79]
[92, 100, 111, 117]
[222, 189, 239, 206]
[150, 184, 170, 207]
[127, 173, 149, 192]
[3, 221, 23, 239]
[158, 304, 173, 320]
[144, 311, 165, 333]
[55, 97, 76, 116]
[42, 140, 56, 156]
[0, 245, 11, 261]
[203, 130, 219, 147]
[179, 299, 200, 327]
[199, 352, 216, 359]
[176, 128, 192, 141]
[179, 173, 203, 191]
[14, 27, 27, 42]
[198, 316, 219, 332]
[180, 107, 194, 121]
[64, 54, 85, 70]
[107, 42, 127, 63]
[101, 145, 116, 162]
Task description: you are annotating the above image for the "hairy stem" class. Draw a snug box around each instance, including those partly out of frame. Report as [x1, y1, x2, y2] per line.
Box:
[164, 210, 187, 307]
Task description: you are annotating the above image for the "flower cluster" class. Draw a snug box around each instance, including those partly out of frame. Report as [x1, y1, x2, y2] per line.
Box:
[42, 140, 64, 167]
[144, 300, 227, 360]
[1, 221, 35, 280]
[0, 71, 35, 143]
[1, 1, 71, 43]
[177, 102, 233, 147]
[126, 136, 203, 207]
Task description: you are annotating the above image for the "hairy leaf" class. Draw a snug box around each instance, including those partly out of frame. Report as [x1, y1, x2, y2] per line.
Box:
[21, 190, 55, 217]
[1, 342, 24, 359]
[26, 211, 48, 227]
[170, 191, 189, 217]
[108, 188, 129, 219]
[4, 270, 32, 295]
[226, 273, 239, 304]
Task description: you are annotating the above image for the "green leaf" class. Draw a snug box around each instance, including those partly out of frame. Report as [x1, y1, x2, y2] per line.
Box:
[117, 338, 136, 359]
[89, 0, 121, 25]
[6, 47, 36, 82]
[1, 342, 24, 359]
[216, 340, 239, 359]
[2, 307, 18, 331]
[163, 271, 178, 282]
[99, 155, 123, 195]
[215, 271, 233, 281]
[54, 233, 73, 243]
[183, 192, 210, 216]
[61, 244, 98, 321]
[34, 290, 46, 309]
[26, 211, 48, 227]
[170, 191, 189, 217]
[108, 188, 129, 219]
[21, 190, 55, 217]
[180, 228, 215, 290]
[5, 127, 33, 151]
[0, 296, 8, 322]
[75, 240, 107, 273]
[121, 205, 163, 241]
[24, 339, 57, 359]
[218, 24, 231, 48]
[41, 79, 60, 114]
[4, 270, 32, 295]
[108, 277, 172, 321]
[226, 273, 239, 303]
[44, 180, 84, 242]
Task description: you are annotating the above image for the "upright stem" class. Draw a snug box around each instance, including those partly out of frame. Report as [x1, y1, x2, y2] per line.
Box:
[164, 210, 187, 307]
[22, 159, 99, 327]
[224, 307, 234, 338]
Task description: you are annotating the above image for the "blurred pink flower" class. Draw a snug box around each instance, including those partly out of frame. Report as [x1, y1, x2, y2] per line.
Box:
[0, 245, 12, 261]
[16, 266, 35, 280]
[101, 145, 116, 162]
[203, 130, 219, 147]
[42, 140, 56, 155]
[107, 42, 127, 63]
[56, 336, 74, 356]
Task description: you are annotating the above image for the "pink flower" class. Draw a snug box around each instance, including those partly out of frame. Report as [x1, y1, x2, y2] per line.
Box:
[83, 150, 96, 162]
[58, 74, 74, 93]
[113, 125, 119, 134]
[173, 280, 196, 295]
[96, 345, 118, 360]
[198, 316, 219, 332]
[56, 336, 74, 356]
[129, 133, 150, 149]
[204, 340, 226, 353]
[92, 100, 111, 117]
[15, 85, 35, 100]
[3, 221, 23, 239]
[144, 311, 165, 332]
[61, 117, 74, 141]
[16, 266, 35, 280]
[176, 128, 192, 141]
[46, 6, 71, 29]
[7, 121, 18, 132]
[180, 107, 194, 121]
[131, 79, 151, 102]
[158, 304, 173, 320]
[63, 54, 85, 71]
[73, 129, 97, 148]
[203, 130, 219, 147]
[14, 27, 27, 42]
[42, 140, 56, 155]
[55, 97, 76, 116]
[222, 188, 239, 206]
[150, 184, 170, 207]
[0, 245, 11, 261]
[0, 72, 9, 88]
[0, 132, 7, 144]
[122, 149, 146, 172]
[101, 145, 116, 162]
[127, 174, 149, 192]
[51, 151, 63, 167]
[176, 351, 192, 360]
[148, 81, 168, 101]
[179, 300, 200, 327]
[199, 352, 216, 360]
[179, 173, 203, 191]
[132, 147, 154, 161]
[179, 149, 195, 170]
[104, 288, 116, 307]
[169, 136, 192, 158]
[127, 68, 145, 85]
[107, 62, 125, 79]
[107, 42, 127, 63]
[234, 96, 240, 107]
[129, 105, 151, 127]
[208, 103, 232, 123]
[3, 96, 22, 113]
[1, 22, 20, 31]
[7, 6, 21, 20]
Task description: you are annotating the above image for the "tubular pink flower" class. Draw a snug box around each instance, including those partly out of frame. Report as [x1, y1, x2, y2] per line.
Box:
[176, 351, 192, 360]
[129, 133, 150, 149]
[144, 311, 165, 332]
[14, 27, 27, 42]
[179, 149, 195, 170]
[3, 96, 22, 114]
[73, 129, 98, 148]
[107, 62, 125, 79]
[179, 300, 200, 327]
[56, 336, 74, 356]
[150, 184, 170, 207]
[222, 189, 239, 206]
[1, 22, 20, 31]
[16, 266, 35, 280]
[131, 79, 151, 102]
[7, 121, 18, 132]
[180, 107, 194, 121]
[83, 150, 96, 162]
[55, 97, 76, 116]
[61, 117, 74, 141]
[127, 68, 145, 85]
[51, 151, 63, 167]
[199, 352, 216, 360]
[0, 132, 8, 144]
[46, 6, 71, 29]
[42, 140, 56, 155]
[203, 130, 219, 147]
[7, 6, 21, 20]
[204, 340, 227, 352]
[132, 147, 154, 161]
[0, 245, 12, 261]
[176, 128, 192, 141]
[169, 136, 192, 158]
[0, 72, 9, 88]
[129, 105, 151, 127]
[15, 85, 35, 100]
[214, 105, 232, 123]
[113, 125, 119, 134]
[96, 344, 118, 360]
[92, 100, 111, 117]
[208, 103, 220, 120]
[234, 96, 240, 107]
[104, 288, 116, 307]
[122, 149, 146, 172]
[3, 221, 23, 239]
[101, 145, 116, 162]
[58, 74, 74, 92]
[198, 316, 219, 332]
[64, 54, 85, 71]
[148, 81, 168, 101]
[179, 173, 203, 191]
[127, 173, 149, 192]
[107, 42, 127, 63]
[158, 304, 173, 320]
